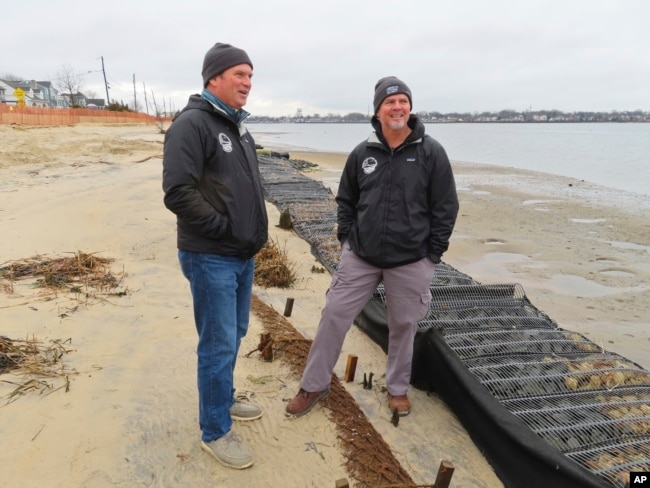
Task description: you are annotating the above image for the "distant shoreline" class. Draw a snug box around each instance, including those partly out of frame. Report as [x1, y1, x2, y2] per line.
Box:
[248, 119, 650, 124]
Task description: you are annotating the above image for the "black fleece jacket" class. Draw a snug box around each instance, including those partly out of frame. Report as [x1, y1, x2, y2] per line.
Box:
[336, 115, 459, 268]
[162, 95, 268, 259]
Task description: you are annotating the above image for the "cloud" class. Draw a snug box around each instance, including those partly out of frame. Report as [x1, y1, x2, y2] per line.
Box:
[2, 0, 648, 116]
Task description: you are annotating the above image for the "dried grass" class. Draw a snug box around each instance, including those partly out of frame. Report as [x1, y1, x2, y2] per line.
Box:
[0, 251, 122, 402]
[0, 251, 127, 307]
[254, 238, 297, 289]
[1, 279, 12, 294]
[1, 336, 76, 404]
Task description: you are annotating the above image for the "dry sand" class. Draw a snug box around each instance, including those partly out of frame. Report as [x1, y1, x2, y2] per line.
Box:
[1, 123, 649, 487]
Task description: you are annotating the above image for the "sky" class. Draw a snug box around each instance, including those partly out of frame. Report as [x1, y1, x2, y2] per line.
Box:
[2, 0, 649, 117]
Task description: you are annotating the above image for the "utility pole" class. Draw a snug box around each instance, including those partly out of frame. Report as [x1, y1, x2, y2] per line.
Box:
[142, 82, 149, 115]
[101, 56, 110, 105]
[133, 73, 137, 112]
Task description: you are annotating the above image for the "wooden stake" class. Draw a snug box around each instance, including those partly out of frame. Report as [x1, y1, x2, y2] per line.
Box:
[434, 460, 455, 488]
[343, 354, 358, 382]
[334, 479, 349, 488]
[283, 297, 294, 317]
[260, 332, 273, 361]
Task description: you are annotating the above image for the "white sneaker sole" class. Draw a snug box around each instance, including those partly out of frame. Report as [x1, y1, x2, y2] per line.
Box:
[231, 411, 263, 421]
[201, 441, 253, 470]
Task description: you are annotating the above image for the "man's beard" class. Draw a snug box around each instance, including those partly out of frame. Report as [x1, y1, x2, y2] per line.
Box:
[386, 118, 406, 130]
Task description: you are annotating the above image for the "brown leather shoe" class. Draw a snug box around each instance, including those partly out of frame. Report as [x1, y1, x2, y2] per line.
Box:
[388, 394, 411, 417]
[285, 388, 330, 417]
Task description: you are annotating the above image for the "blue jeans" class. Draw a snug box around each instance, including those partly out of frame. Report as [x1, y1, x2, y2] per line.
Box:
[178, 250, 254, 442]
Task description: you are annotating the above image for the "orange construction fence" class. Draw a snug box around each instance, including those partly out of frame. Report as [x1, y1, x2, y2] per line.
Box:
[0, 104, 172, 126]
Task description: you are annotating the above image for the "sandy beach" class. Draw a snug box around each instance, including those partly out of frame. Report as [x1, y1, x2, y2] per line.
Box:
[1, 123, 649, 487]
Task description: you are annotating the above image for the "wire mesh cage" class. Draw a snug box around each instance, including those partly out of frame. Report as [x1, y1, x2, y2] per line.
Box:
[260, 154, 341, 271]
[565, 438, 650, 488]
[504, 390, 650, 487]
[504, 387, 650, 447]
[444, 328, 599, 359]
[464, 352, 650, 399]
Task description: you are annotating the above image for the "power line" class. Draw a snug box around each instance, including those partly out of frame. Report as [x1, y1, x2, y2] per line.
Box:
[48, 70, 102, 82]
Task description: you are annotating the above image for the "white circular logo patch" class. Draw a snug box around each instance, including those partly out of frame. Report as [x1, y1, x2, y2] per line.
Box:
[218, 133, 233, 153]
[362, 157, 378, 175]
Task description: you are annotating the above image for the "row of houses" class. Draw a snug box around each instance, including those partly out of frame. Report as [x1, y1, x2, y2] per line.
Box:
[0, 79, 105, 109]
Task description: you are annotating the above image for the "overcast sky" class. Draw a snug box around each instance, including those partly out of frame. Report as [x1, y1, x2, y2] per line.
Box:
[2, 0, 648, 117]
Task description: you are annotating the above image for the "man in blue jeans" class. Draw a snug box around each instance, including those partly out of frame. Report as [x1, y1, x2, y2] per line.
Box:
[162, 42, 268, 470]
[286, 76, 459, 419]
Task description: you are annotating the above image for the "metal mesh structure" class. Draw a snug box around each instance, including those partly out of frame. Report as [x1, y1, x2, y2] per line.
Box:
[444, 329, 598, 359]
[566, 438, 650, 488]
[464, 351, 650, 486]
[373, 282, 559, 332]
[260, 155, 341, 272]
[258, 155, 650, 487]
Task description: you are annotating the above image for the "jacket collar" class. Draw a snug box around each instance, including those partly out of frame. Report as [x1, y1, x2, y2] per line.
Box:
[368, 114, 424, 150]
[201, 89, 250, 127]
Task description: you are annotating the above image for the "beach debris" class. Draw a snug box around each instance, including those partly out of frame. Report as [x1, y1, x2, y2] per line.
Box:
[287, 158, 318, 172]
[0, 251, 127, 305]
[253, 238, 297, 288]
[270, 151, 290, 160]
[0, 335, 76, 403]
[245, 332, 274, 362]
[304, 441, 326, 460]
[0, 278, 12, 294]
[255, 149, 290, 160]
[245, 374, 275, 385]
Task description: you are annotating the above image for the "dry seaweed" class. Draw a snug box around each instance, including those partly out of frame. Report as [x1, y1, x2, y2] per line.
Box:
[0, 251, 127, 308]
[250, 294, 427, 488]
[1, 335, 76, 404]
[253, 238, 297, 289]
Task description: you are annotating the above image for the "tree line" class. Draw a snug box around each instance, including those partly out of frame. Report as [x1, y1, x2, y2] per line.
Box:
[249, 108, 649, 123]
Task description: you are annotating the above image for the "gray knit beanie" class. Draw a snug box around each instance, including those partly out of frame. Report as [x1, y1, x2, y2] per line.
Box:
[202, 42, 253, 87]
[373, 76, 412, 114]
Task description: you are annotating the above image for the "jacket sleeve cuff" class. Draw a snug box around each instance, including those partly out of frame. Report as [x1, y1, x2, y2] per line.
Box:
[428, 253, 441, 264]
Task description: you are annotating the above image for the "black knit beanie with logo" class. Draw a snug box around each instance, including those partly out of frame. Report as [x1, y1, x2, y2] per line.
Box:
[202, 43, 253, 87]
[373, 76, 412, 114]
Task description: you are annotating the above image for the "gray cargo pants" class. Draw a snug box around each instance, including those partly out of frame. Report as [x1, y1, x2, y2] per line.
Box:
[300, 242, 435, 396]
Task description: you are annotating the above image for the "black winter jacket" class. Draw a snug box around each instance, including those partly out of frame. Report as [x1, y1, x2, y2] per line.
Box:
[336, 115, 458, 268]
[162, 95, 268, 259]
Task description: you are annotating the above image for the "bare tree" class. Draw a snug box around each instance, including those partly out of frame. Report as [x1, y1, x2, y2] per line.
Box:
[55, 64, 84, 107]
[150, 89, 166, 134]
[0, 73, 23, 81]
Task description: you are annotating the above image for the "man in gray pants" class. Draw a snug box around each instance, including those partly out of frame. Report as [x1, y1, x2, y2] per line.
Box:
[285, 76, 459, 417]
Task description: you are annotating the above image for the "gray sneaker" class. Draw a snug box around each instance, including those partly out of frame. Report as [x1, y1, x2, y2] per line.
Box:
[201, 431, 253, 469]
[230, 399, 263, 421]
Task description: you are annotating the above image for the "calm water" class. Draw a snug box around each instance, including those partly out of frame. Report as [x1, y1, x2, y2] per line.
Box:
[248, 123, 650, 197]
